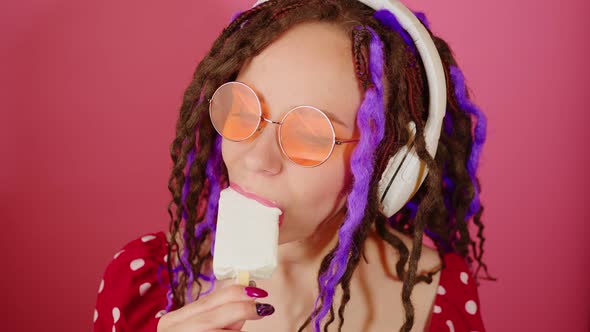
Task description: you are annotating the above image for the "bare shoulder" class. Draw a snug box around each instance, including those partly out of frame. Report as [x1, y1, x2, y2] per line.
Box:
[344, 226, 443, 331]
[364, 225, 442, 280]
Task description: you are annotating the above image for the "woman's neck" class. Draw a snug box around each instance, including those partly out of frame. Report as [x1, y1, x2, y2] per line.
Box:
[274, 207, 346, 280]
[175, 206, 349, 301]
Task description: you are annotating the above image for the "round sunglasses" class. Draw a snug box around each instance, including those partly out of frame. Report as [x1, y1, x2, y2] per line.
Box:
[208, 81, 359, 167]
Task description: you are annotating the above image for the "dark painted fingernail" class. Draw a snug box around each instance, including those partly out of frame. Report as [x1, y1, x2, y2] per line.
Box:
[256, 303, 275, 316]
[248, 280, 257, 287]
[245, 287, 268, 298]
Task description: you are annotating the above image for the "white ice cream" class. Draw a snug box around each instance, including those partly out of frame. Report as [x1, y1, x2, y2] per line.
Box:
[213, 187, 282, 281]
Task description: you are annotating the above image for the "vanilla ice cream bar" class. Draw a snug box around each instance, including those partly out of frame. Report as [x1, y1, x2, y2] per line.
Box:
[213, 187, 282, 282]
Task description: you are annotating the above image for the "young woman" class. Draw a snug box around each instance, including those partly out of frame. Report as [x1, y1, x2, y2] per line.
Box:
[94, 1, 494, 331]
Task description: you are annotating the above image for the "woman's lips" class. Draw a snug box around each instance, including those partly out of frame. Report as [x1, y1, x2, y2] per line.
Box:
[229, 182, 284, 226]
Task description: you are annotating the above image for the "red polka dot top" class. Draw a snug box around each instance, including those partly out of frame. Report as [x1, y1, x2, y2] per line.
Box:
[94, 232, 486, 332]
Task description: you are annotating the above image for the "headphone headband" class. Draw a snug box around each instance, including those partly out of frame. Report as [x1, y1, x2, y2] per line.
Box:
[251, 0, 447, 218]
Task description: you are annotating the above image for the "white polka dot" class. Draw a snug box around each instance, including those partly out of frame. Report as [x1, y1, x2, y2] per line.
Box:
[98, 279, 104, 293]
[460, 272, 469, 284]
[93, 309, 98, 323]
[155, 310, 166, 318]
[130, 258, 145, 271]
[437, 285, 446, 295]
[163, 254, 168, 263]
[446, 320, 455, 332]
[112, 307, 120, 323]
[112, 326, 116, 332]
[433, 305, 442, 314]
[113, 250, 124, 259]
[139, 282, 151, 296]
[141, 235, 156, 242]
[465, 300, 478, 315]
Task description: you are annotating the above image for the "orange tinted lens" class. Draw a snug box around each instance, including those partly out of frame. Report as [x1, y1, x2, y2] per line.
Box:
[280, 107, 335, 167]
[209, 82, 260, 141]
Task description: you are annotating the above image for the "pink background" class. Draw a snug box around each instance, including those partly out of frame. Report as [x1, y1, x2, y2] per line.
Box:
[1, 0, 588, 331]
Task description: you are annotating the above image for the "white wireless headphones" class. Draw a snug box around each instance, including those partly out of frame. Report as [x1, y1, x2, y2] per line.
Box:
[251, 0, 446, 218]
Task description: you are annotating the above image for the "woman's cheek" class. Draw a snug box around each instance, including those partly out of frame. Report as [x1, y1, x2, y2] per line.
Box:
[291, 168, 348, 215]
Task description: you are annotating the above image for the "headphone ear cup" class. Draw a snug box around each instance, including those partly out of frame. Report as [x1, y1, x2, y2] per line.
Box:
[378, 121, 430, 218]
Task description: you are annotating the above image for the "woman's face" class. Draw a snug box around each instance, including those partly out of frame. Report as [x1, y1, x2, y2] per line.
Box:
[221, 21, 363, 244]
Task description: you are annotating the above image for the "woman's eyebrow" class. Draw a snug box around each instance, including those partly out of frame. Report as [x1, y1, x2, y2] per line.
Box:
[244, 81, 350, 129]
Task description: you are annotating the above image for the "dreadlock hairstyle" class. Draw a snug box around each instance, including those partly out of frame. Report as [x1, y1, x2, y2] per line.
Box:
[163, 0, 496, 331]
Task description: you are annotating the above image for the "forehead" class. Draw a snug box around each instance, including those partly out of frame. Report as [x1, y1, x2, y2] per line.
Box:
[236, 21, 362, 131]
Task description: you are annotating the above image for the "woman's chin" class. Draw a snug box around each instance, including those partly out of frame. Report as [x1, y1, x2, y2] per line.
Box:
[278, 230, 296, 245]
[277, 227, 309, 245]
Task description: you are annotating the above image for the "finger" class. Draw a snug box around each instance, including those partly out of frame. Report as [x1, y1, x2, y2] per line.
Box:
[181, 284, 268, 319]
[209, 329, 246, 332]
[224, 320, 246, 331]
[190, 301, 275, 331]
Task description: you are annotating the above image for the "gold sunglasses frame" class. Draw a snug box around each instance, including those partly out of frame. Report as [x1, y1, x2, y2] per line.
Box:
[208, 81, 359, 167]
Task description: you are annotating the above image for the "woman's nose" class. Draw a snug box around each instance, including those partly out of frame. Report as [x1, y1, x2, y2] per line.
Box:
[242, 121, 283, 176]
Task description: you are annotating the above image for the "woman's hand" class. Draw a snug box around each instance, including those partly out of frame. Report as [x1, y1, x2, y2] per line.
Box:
[157, 284, 274, 332]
